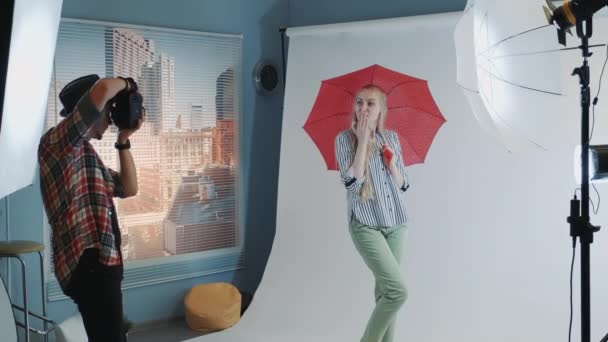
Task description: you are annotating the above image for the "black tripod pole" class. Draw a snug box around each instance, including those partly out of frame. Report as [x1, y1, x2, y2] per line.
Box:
[568, 18, 601, 342]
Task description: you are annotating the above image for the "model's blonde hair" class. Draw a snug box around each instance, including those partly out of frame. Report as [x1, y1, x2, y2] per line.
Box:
[351, 85, 388, 201]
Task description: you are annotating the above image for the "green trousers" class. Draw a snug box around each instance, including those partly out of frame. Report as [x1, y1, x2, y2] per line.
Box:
[349, 218, 408, 342]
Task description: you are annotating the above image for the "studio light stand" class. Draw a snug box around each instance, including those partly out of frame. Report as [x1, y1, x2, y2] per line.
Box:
[567, 17, 601, 342]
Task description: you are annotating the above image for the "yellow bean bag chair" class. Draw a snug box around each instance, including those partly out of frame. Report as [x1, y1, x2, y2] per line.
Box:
[184, 282, 242, 331]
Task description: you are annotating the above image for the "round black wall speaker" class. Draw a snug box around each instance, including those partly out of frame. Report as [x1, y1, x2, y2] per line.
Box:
[254, 60, 280, 95]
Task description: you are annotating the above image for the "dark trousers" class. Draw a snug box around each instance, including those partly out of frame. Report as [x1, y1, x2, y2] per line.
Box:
[66, 249, 125, 342]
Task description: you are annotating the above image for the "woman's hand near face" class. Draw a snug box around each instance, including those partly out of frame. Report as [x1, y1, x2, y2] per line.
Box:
[354, 113, 372, 143]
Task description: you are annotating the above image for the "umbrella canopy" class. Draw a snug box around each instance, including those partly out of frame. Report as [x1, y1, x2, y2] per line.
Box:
[303, 64, 446, 170]
[454, 0, 571, 151]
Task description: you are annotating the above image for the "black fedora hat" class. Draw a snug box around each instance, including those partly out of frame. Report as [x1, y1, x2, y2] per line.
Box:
[59, 74, 100, 117]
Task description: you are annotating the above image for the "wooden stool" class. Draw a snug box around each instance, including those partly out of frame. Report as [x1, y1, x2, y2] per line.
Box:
[0, 240, 48, 342]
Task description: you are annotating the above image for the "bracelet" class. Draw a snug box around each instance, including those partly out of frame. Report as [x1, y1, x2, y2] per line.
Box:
[115, 139, 131, 150]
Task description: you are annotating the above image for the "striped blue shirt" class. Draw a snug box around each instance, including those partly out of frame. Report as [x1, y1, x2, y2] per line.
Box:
[335, 129, 409, 228]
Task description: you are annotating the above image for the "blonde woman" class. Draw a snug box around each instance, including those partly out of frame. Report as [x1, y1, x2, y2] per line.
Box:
[335, 84, 409, 342]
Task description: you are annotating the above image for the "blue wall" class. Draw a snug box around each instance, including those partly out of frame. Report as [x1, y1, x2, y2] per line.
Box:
[4, 0, 287, 326]
[288, 0, 465, 26]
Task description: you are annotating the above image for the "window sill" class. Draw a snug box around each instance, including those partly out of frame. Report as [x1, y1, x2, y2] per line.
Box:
[46, 247, 245, 301]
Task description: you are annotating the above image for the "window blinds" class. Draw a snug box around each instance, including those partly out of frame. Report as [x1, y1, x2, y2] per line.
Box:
[45, 19, 242, 262]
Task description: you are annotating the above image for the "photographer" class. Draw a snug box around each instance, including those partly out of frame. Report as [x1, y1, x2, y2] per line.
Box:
[38, 75, 145, 342]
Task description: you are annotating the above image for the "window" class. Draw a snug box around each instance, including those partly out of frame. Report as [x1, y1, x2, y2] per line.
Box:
[43, 18, 244, 300]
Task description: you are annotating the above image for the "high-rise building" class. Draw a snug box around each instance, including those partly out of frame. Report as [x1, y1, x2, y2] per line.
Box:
[158, 53, 177, 131]
[105, 28, 155, 82]
[213, 68, 237, 166]
[140, 63, 161, 134]
[140, 53, 176, 133]
[190, 103, 203, 131]
[215, 68, 235, 121]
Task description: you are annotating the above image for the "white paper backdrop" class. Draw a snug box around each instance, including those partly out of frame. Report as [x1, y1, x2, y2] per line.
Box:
[189, 12, 608, 342]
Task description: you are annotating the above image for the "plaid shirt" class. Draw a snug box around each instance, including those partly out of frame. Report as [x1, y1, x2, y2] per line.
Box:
[38, 92, 126, 292]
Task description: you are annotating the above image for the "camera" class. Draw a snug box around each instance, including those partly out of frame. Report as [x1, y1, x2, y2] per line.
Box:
[109, 77, 144, 130]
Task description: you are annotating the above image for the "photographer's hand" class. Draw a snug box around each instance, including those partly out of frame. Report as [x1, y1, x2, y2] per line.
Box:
[89, 77, 130, 112]
[117, 109, 146, 144]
